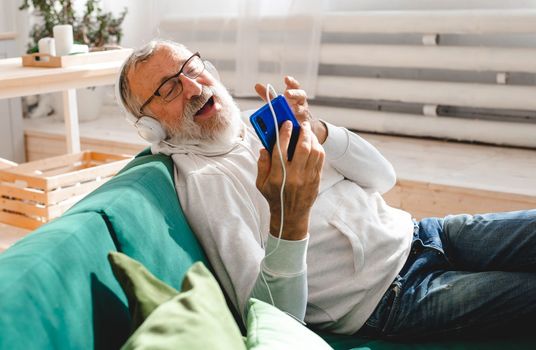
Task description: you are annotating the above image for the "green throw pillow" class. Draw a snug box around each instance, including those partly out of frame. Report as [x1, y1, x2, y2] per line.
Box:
[108, 251, 179, 329]
[108, 252, 246, 350]
[246, 298, 333, 350]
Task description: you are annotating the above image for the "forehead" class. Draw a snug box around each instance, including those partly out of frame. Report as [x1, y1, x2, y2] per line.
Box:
[127, 45, 193, 99]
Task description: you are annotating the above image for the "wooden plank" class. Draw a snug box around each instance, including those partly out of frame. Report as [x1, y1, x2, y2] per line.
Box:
[3, 152, 82, 174]
[0, 57, 122, 99]
[41, 162, 86, 177]
[24, 132, 143, 161]
[0, 172, 48, 189]
[316, 76, 536, 111]
[0, 184, 46, 203]
[45, 176, 113, 205]
[45, 158, 130, 189]
[0, 158, 17, 170]
[0, 211, 41, 230]
[0, 197, 47, 217]
[22, 49, 133, 68]
[320, 44, 536, 74]
[46, 197, 82, 219]
[90, 151, 131, 162]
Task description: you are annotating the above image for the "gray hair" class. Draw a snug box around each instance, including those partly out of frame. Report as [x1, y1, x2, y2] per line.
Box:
[118, 39, 187, 118]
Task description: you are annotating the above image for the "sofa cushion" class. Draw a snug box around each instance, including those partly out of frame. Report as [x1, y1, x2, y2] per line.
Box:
[0, 212, 130, 350]
[108, 251, 179, 329]
[109, 255, 246, 350]
[246, 298, 332, 350]
[64, 153, 208, 293]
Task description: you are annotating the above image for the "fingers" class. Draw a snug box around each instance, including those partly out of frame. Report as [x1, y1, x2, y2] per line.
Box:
[255, 83, 275, 102]
[283, 77, 311, 124]
[290, 121, 312, 170]
[272, 121, 292, 165]
[285, 76, 301, 89]
[305, 134, 325, 177]
[289, 122, 325, 180]
[284, 89, 307, 105]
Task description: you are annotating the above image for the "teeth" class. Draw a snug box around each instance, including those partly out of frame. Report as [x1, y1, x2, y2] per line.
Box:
[195, 96, 213, 116]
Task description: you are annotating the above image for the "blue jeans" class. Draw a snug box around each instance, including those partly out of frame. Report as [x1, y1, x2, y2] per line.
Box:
[359, 209, 536, 340]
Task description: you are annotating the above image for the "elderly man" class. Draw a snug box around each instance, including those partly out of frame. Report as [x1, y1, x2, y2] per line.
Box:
[117, 39, 536, 339]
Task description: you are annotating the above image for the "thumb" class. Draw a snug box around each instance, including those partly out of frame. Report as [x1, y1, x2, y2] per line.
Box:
[255, 83, 276, 102]
[255, 83, 268, 102]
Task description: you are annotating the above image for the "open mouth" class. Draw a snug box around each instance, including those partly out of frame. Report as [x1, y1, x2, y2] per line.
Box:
[194, 96, 215, 117]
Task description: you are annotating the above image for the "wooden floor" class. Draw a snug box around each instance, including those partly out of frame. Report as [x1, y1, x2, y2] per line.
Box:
[20, 103, 536, 221]
[364, 134, 536, 219]
[0, 223, 29, 253]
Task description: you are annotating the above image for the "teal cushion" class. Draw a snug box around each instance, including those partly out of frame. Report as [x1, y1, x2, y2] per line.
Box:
[0, 212, 130, 349]
[65, 153, 208, 292]
[246, 299, 332, 350]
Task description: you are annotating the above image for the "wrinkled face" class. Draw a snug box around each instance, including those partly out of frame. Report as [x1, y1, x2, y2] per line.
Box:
[127, 44, 240, 144]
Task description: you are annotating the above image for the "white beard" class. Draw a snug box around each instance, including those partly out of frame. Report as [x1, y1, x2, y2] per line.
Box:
[166, 81, 242, 148]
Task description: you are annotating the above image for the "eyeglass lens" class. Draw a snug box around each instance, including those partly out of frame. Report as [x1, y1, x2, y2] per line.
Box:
[158, 56, 205, 102]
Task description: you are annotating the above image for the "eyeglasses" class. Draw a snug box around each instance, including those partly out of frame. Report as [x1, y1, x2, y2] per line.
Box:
[139, 52, 205, 116]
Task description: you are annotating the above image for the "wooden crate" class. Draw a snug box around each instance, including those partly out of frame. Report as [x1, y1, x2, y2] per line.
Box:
[0, 151, 132, 230]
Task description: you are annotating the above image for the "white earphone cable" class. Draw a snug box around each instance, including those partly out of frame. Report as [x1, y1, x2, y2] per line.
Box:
[260, 84, 287, 307]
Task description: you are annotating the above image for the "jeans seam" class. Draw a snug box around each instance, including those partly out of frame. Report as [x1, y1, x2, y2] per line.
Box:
[441, 217, 460, 266]
[381, 284, 401, 334]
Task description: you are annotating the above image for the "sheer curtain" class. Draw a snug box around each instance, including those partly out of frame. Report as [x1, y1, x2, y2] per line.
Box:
[154, 0, 325, 97]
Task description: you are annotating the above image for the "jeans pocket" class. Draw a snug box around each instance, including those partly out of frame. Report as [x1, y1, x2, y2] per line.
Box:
[363, 280, 402, 335]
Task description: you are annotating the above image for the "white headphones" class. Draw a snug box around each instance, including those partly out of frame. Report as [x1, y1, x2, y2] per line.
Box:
[115, 57, 220, 145]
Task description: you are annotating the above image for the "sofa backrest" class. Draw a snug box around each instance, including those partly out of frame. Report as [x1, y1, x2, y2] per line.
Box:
[0, 153, 209, 349]
[0, 212, 130, 349]
[64, 152, 209, 289]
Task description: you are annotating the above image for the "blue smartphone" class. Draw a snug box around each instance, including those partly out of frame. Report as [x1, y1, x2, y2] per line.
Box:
[249, 95, 301, 160]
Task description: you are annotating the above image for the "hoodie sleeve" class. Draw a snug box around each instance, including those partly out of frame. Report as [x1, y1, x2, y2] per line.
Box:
[249, 234, 308, 322]
[178, 168, 308, 324]
[320, 121, 397, 194]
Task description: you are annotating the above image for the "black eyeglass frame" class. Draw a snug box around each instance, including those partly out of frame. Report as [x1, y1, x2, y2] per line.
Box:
[138, 52, 203, 116]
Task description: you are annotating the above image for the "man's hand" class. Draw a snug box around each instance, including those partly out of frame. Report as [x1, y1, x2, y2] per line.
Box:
[255, 76, 327, 144]
[256, 120, 325, 241]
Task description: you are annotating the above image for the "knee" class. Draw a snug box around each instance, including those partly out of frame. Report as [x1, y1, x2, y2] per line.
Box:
[443, 214, 473, 240]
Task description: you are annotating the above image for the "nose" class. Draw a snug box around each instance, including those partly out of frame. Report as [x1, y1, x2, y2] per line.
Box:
[180, 75, 203, 100]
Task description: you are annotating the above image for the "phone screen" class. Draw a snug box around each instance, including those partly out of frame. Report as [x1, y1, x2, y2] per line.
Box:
[249, 95, 301, 160]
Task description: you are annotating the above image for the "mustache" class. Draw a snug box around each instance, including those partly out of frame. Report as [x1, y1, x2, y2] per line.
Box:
[182, 86, 214, 120]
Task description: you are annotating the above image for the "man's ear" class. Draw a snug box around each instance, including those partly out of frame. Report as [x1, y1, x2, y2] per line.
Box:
[204, 60, 220, 81]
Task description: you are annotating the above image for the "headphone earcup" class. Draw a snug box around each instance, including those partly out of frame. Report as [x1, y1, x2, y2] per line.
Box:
[136, 116, 167, 144]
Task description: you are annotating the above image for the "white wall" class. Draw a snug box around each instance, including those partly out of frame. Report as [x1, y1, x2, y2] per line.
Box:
[0, 2, 13, 33]
[10, 0, 536, 52]
[327, 0, 536, 11]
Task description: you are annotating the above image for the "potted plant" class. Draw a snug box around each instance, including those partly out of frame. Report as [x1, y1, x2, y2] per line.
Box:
[20, 0, 128, 121]
[20, 0, 127, 53]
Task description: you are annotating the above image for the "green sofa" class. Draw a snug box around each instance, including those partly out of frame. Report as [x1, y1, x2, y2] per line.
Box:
[1, 150, 534, 349]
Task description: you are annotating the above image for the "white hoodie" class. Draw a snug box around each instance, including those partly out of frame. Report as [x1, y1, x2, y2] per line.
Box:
[153, 113, 414, 334]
